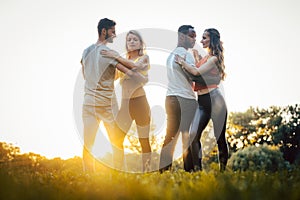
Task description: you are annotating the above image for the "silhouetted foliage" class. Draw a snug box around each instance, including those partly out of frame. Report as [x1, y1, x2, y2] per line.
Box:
[227, 104, 300, 164]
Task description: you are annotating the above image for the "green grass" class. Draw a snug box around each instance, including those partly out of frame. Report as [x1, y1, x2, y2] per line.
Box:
[1, 157, 300, 200]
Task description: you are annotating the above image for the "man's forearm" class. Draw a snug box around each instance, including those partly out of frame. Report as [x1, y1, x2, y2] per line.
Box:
[116, 63, 132, 75]
[184, 70, 221, 85]
[116, 63, 148, 84]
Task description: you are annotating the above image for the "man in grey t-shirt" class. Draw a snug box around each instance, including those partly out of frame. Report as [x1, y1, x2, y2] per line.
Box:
[81, 18, 130, 172]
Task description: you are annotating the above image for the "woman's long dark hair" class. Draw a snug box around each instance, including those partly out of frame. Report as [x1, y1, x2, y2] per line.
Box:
[205, 28, 226, 80]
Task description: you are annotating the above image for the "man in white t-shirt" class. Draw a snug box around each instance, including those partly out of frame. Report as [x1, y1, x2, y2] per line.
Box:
[159, 25, 198, 172]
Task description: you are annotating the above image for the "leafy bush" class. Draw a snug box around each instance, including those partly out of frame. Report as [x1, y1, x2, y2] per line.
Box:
[228, 144, 290, 172]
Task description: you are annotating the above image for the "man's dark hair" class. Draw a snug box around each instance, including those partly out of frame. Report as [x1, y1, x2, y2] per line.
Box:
[178, 25, 194, 35]
[97, 18, 116, 35]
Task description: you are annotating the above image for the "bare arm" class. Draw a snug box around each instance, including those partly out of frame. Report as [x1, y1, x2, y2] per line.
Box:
[176, 55, 218, 76]
[117, 54, 149, 70]
[101, 50, 149, 70]
[116, 63, 133, 75]
[187, 71, 221, 85]
[115, 63, 148, 84]
[176, 54, 220, 85]
[192, 49, 202, 64]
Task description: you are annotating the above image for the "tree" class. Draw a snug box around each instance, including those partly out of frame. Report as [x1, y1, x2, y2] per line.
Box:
[272, 104, 300, 164]
[227, 104, 300, 164]
[226, 107, 258, 152]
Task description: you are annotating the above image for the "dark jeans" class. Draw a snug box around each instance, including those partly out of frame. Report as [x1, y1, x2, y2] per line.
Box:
[159, 96, 197, 172]
[190, 88, 229, 171]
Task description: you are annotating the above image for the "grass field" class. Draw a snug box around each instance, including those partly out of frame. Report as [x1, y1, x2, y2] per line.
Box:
[1, 156, 300, 200]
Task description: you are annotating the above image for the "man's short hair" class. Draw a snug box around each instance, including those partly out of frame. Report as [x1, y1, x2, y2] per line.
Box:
[178, 25, 195, 35]
[97, 18, 116, 35]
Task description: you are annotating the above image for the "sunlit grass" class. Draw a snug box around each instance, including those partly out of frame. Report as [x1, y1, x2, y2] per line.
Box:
[1, 156, 300, 200]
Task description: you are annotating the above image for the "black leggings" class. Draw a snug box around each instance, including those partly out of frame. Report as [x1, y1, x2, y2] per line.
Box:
[116, 95, 151, 138]
[116, 95, 151, 172]
[190, 88, 229, 170]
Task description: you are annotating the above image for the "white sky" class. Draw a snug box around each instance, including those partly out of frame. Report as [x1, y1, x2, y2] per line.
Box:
[0, 0, 299, 159]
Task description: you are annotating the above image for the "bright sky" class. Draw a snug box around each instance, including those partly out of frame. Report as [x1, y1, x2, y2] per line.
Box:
[0, 0, 299, 159]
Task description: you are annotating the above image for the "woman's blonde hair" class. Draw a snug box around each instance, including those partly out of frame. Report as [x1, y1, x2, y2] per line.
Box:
[126, 30, 146, 58]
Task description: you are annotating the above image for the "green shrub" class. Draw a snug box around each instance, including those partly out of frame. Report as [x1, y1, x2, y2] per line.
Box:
[228, 144, 290, 172]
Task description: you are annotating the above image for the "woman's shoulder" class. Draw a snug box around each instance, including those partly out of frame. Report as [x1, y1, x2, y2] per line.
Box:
[207, 55, 218, 63]
[141, 54, 149, 59]
[137, 54, 149, 63]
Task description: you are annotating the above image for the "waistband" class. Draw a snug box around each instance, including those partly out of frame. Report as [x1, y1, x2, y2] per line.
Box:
[198, 87, 221, 97]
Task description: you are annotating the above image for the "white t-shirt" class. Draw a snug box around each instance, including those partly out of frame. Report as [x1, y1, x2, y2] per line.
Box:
[81, 44, 118, 106]
[166, 47, 196, 99]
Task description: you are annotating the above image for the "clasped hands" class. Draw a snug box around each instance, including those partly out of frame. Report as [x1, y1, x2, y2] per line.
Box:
[100, 50, 147, 84]
[100, 49, 139, 73]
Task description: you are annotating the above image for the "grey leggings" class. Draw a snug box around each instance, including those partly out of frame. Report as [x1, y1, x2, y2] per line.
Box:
[190, 88, 229, 170]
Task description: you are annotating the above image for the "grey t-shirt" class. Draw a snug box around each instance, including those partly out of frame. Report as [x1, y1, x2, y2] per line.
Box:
[81, 44, 118, 106]
[166, 47, 196, 99]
